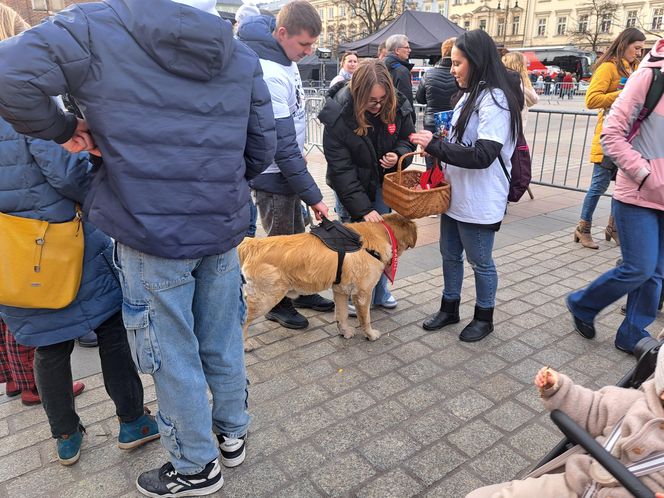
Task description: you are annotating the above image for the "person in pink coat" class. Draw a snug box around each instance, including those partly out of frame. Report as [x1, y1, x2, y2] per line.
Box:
[566, 40, 664, 354]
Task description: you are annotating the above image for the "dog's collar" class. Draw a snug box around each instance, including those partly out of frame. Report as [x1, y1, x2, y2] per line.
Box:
[381, 221, 398, 284]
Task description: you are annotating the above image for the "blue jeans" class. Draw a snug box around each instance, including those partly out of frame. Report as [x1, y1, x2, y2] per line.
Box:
[580, 163, 614, 223]
[440, 215, 497, 308]
[568, 200, 664, 350]
[335, 187, 393, 306]
[114, 243, 250, 475]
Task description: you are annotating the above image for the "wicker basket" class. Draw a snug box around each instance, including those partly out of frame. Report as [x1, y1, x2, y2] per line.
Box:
[383, 151, 451, 219]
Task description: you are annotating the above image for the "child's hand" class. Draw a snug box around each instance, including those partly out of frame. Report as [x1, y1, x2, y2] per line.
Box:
[534, 366, 558, 391]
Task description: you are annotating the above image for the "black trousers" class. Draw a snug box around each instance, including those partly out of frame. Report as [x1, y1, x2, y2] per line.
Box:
[34, 312, 145, 438]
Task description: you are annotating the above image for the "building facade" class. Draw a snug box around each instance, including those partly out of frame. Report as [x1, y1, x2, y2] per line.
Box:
[419, 0, 664, 50]
[4, 0, 88, 26]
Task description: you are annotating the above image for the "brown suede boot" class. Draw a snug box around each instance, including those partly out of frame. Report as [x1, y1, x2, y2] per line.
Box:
[574, 220, 599, 249]
[605, 215, 620, 246]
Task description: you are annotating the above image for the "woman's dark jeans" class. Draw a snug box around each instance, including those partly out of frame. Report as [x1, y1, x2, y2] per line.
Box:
[34, 312, 145, 438]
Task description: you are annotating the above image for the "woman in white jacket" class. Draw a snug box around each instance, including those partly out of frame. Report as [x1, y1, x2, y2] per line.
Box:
[410, 30, 523, 343]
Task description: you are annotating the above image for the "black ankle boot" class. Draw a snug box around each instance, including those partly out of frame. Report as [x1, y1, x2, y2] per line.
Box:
[422, 298, 460, 331]
[459, 306, 494, 342]
[265, 297, 309, 329]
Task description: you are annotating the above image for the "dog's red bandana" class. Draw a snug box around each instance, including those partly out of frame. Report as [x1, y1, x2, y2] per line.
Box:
[387, 123, 396, 135]
[381, 221, 398, 283]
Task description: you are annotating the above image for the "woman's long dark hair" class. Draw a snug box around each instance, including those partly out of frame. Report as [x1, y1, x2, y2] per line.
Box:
[451, 30, 522, 144]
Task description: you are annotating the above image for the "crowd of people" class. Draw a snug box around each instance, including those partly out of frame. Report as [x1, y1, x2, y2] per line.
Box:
[0, 0, 663, 496]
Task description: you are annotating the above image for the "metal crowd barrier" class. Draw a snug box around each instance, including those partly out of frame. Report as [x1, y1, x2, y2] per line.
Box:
[534, 81, 590, 100]
[304, 97, 600, 193]
[527, 108, 599, 193]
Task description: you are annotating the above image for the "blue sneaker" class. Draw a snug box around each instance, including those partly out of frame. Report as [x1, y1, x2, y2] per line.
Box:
[57, 427, 84, 466]
[118, 411, 160, 450]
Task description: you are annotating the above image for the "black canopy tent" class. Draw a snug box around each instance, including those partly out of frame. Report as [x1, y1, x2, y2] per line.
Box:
[297, 53, 338, 85]
[339, 10, 465, 59]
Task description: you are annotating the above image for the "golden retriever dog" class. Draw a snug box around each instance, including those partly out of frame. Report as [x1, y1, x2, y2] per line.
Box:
[238, 213, 417, 351]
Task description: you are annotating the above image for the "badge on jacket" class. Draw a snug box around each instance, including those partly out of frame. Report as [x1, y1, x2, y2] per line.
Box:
[387, 124, 396, 135]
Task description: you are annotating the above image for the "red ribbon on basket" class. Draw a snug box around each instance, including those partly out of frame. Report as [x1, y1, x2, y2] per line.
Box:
[419, 159, 446, 190]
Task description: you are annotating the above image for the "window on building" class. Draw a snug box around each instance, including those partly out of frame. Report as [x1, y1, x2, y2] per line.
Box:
[453, 0, 461, 4]
[318, 8, 324, 19]
[32, 0, 48, 10]
[600, 13, 611, 33]
[464, 20, 471, 29]
[653, 8, 664, 30]
[328, 7, 334, 18]
[557, 16, 567, 35]
[578, 14, 589, 32]
[339, 5, 345, 17]
[626, 10, 638, 28]
[497, 17, 505, 37]
[479, 19, 487, 30]
[537, 18, 547, 36]
[512, 15, 520, 35]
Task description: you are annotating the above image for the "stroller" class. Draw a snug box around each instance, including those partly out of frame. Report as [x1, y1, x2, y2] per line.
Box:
[531, 337, 663, 498]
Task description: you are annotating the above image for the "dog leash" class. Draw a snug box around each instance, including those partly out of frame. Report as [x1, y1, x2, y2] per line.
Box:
[380, 221, 398, 284]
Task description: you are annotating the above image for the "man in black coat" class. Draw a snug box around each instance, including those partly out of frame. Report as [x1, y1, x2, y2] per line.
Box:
[383, 34, 414, 113]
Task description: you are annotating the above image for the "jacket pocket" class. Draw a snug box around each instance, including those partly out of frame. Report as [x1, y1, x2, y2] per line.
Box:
[122, 301, 161, 374]
[638, 159, 664, 207]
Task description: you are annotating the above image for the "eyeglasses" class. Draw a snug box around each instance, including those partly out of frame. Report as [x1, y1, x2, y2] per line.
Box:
[398, 45, 411, 51]
[368, 97, 386, 107]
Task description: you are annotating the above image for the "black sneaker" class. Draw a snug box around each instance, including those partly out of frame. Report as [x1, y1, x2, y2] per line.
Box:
[293, 294, 335, 312]
[136, 459, 223, 497]
[265, 297, 308, 329]
[217, 434, 246, 468]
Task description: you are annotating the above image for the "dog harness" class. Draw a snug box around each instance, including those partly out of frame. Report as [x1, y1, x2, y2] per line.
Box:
[310, 217, 362, 285]
[309, 217, 396, 285]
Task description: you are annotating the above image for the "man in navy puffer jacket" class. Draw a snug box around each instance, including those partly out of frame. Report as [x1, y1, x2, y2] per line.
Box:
[0, 0, 276, 496]
[238, 2, 334, 330]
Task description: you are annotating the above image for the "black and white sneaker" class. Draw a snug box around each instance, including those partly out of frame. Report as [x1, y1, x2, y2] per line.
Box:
[136, 459, 223, 497]
[218, 434, 246, 468]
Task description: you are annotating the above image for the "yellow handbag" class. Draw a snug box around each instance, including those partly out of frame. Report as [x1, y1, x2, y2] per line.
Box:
[0, 208, 84, 309]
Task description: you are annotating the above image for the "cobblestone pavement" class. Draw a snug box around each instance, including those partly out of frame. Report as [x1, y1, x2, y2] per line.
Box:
[1, 154, 661, 497]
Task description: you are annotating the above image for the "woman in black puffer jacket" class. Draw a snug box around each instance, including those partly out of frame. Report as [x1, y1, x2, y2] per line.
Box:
[318, 60, 415, 310]
[416, 38, 458, 142]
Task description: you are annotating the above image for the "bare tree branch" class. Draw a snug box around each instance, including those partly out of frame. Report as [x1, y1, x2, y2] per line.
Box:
[566, 0, 620, 52]
[341, 0, 400, 34]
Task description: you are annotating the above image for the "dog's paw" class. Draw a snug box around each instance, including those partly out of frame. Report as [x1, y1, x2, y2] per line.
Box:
[244, 337, 259, 352]
[338, 323, 356, 339]
[364, 328, 381, 341]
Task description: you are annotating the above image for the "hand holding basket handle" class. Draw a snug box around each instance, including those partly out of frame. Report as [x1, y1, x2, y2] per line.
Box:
[382, 151, 451, 219]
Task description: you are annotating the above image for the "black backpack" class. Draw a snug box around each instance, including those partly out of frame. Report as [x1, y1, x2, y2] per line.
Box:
[498, 132, 531, 203]
[626, 67, 664, 142]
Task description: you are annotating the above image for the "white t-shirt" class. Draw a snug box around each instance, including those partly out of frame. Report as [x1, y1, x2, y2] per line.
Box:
[444, 88, 515, 224]
[259, 59, 306, 175]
